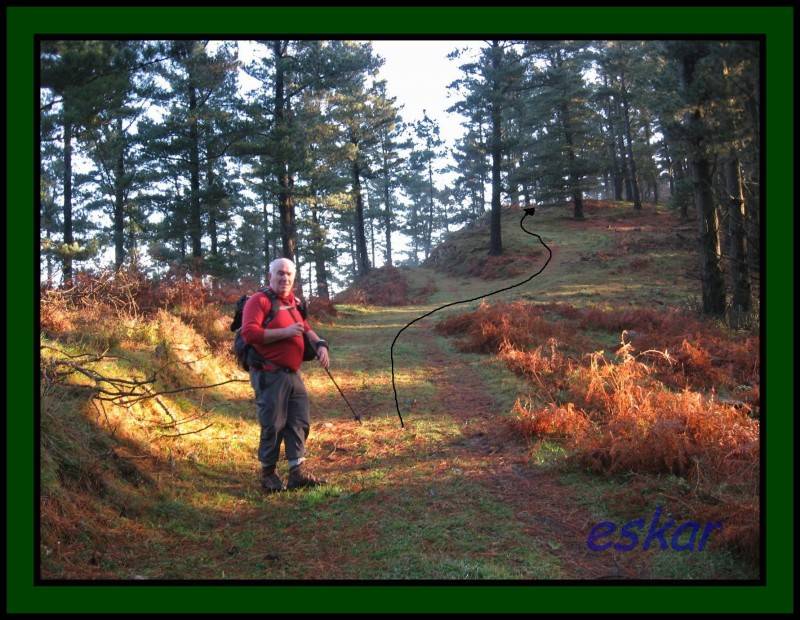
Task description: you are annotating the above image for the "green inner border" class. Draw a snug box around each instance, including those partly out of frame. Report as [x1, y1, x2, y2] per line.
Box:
[9, 4, 793, 614]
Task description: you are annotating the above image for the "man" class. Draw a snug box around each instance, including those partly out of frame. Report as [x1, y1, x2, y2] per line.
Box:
[241, 258, 330, 493]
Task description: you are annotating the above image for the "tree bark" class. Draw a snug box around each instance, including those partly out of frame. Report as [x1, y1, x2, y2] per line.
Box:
[351, 154, 371, 275]
[206, 142, 218, 257]
[273, 41, 296, 262]
[620, 71, 642, 210]
[62, 115, 73, 284]
[681, 49, 726, 317]
[602, 75, 624, 201]
[113, 117, 125, 269]
[188, 78, 202, 260]
[382, 180, 393, 267]
[381, 141, 394, 267]
[261, 182, 271, 283]
[488, 41, 503, 256]
[426, 158, 435, 259]
[725, 153, 751, 325]
[561, 105, 584, 220]
[311, 203, 329, 300]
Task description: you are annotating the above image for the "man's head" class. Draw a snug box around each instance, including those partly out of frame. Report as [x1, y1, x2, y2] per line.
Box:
[269, 258, 296, 298]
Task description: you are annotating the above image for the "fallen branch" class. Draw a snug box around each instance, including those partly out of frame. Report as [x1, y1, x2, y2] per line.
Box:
[40, 346, 248, 430]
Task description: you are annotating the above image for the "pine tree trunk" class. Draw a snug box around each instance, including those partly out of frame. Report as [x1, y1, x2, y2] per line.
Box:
[615, 101, 633, 202]
[602, 76, 624, 201]
[62, 115, 73, 284]
[663, 140, 675, 197]
[677, 159, 690, 221]
[560, 104, 584, 220]
[426, 160, 435, 259]
[188, 82, 202, 259]
[273, 41, 296, 262]
[113, 117, 125, 270]
[206, 143, 218, 257]
[369, 212, 376, 267]
[477, 118, 488, 215]
[681, 49, 726, 318]
[348, 228, 357, 278]
[311, 204, 329, 300]
[620, 72, 642, 210]
[261, 186, 271, 283]
[725, 153, 751, 325]
[488, 42, 503, 256]
[383, 183, 393, 267]
[351, 155, 371, 275]
[693, 157, 726, 316]
[381, 149, 393, 267]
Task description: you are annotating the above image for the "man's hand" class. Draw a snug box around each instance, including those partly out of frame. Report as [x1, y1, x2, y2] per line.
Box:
[316, 345, 330, 370]
[283, 322, 305, 338]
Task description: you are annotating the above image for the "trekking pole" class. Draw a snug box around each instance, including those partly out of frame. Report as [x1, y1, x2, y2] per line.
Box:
[322, 364, 362, 423]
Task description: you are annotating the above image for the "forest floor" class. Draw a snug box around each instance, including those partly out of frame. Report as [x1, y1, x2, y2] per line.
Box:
[39, 201, 759, 580]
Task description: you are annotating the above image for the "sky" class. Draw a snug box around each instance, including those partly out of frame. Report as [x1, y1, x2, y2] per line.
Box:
[370, 40, 479, 148]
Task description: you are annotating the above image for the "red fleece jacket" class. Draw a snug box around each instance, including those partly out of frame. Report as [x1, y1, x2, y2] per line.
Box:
[240, 289, 311, 371]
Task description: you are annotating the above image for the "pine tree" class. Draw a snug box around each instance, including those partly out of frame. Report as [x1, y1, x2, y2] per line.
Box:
[449, 41, 524, 254]
[40, 40, 135, 283]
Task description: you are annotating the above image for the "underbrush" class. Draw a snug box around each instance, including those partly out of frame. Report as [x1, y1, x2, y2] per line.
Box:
[436, 300, 761, 564]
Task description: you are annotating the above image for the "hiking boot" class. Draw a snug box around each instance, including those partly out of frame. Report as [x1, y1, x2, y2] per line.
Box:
[286, 464, 327, 489]
[260, 467, 284, 493]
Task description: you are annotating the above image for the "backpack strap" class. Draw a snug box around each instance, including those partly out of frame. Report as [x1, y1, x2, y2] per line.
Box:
[260, 288, 279, 328]
[263, 288, 307, 326]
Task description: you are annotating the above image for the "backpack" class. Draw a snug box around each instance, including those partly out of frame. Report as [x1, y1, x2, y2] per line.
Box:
[230, 289, 316, 371]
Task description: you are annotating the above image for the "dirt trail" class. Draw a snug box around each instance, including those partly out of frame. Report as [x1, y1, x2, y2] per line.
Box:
[413, 323, 652, 579]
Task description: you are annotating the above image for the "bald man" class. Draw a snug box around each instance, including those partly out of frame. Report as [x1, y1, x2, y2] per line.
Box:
[241, 258, 330, 492]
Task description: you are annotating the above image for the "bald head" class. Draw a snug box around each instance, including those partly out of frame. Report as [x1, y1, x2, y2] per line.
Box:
[269, 258, 296, 297]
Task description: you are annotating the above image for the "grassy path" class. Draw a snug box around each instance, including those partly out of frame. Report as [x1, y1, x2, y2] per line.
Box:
[151, 295, 649, 580]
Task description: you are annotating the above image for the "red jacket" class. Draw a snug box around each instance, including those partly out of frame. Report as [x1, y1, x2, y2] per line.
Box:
[241, 288, 311, 372]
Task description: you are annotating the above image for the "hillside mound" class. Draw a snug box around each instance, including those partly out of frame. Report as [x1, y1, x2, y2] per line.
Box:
[425, 209, 544, 279]
[333, 265, 410, 306]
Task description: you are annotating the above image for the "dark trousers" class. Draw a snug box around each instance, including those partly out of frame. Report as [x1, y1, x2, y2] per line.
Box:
[250, 369, 310, 469]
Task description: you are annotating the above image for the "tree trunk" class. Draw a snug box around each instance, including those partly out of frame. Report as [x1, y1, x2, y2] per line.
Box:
[62, 115, 73, 284]
[488, 41, 503, 256]
[560, 102, 584, 220]
[206, 142, 218, 257]
[676, 159, 690, 220]
[381, 149, 393, 267]
[261, 189, 271, 283]
[311, 203, 329, 300]
[348, 227, 357, 278]
[681, 50, 726, 318]
[383, 182, 393, 267]
[351, 155, 371, 275]
[663, 140, 675, 197]
[693, 157, 726, 316]
[367, 211, 378, 265]
[273, 41, 296, 261]
[602, 76, 624, 201]
[615, 101, 633, 202]
[620, 71, 642, 210]
[477, 117, 487, 215]
[725, 153, 751, 325]
[426, 159, 435, 259]
[188, 82, 202, 259]
[113, 117, 125, 269]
